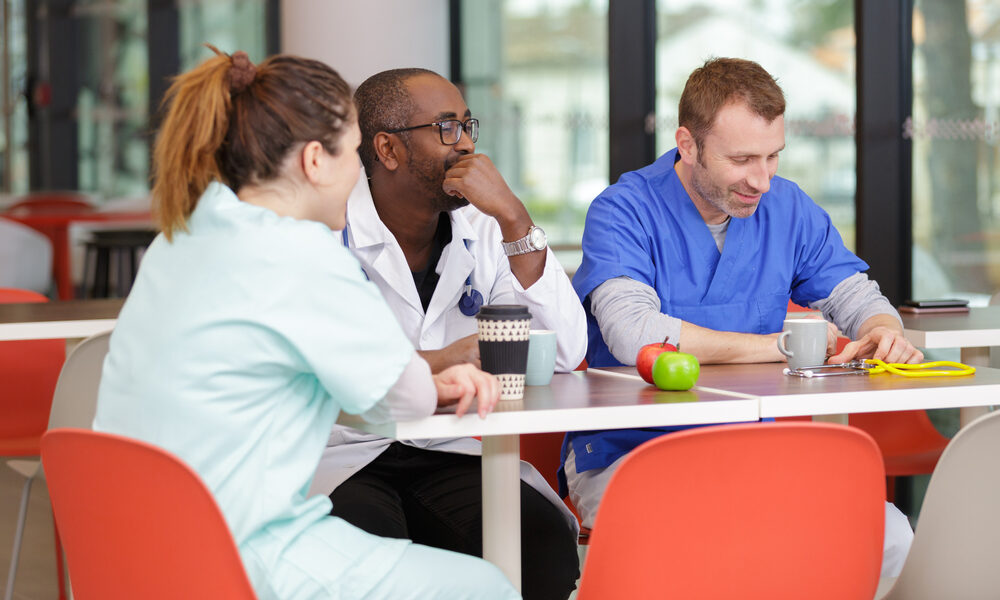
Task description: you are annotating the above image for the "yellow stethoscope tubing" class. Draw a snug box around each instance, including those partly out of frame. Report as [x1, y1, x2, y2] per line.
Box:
[862, 359, 976, 377]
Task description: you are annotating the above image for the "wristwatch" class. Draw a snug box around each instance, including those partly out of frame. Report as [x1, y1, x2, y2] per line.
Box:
[502, 225, 547, 256]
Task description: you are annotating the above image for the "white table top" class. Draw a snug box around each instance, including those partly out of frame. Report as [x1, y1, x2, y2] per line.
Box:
[901, 306, 1000, 348]
[341, 362, 1000, 438]
[340, 363, 1000, 439]
[691, 362, 1000, 418]
[338, 369, 760, 439]
[0, 299, 122, 341]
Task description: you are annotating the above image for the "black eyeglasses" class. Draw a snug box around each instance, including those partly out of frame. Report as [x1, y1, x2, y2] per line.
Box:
[384, 118, 479, 145]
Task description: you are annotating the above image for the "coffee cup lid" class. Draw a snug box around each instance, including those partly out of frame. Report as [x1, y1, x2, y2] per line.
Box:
[477, 304, 533, 321]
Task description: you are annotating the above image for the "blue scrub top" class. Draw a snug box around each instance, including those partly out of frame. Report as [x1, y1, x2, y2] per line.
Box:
[563, 149, 867, 482]
[94, 182, 415, 595]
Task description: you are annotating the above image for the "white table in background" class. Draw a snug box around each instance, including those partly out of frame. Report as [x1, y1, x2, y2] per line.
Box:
[0, 299, 121, 349]
[339, 369, 759, 591]
[901, 306, 1000, 424]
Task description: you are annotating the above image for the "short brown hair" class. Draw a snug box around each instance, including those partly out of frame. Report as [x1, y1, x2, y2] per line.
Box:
[354, 68, 437, 173]
[679, 58, 785, 154]
[151, 47, 353, 240]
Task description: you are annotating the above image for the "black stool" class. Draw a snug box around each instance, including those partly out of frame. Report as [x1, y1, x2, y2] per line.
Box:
[81, 229, 157, 298]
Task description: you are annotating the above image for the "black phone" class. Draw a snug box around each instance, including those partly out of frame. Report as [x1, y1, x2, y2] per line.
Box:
[902, 299, 970, 308]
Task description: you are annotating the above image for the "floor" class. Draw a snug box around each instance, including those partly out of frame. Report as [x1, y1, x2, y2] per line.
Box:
[0, 464, 60, 599]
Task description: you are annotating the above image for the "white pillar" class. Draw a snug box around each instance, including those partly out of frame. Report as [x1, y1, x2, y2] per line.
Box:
[280, 0, 450, 87]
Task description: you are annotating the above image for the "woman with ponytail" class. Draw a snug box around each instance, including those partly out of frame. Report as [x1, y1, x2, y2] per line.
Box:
[94, 47, 519, 599]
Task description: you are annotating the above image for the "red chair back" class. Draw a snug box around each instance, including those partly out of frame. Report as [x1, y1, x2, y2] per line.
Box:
[4, 194, 95, 216]
[41, 429, 257, 599]
[577, 422, 885, 600]
[0, 288, 64, 453]
[849, 410, 949, 475]
[520, 431, 582, 524]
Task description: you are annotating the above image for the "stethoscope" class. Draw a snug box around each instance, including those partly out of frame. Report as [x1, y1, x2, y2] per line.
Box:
[342, 228, 483, 317]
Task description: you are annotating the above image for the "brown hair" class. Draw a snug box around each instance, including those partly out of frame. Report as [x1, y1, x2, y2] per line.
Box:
[353, 68, 437, 173]
[678, 58, 785, 156]
[151, 46, 353, 240]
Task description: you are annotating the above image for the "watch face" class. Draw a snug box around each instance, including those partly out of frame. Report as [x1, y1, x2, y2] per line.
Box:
[529, 227, 546, 250]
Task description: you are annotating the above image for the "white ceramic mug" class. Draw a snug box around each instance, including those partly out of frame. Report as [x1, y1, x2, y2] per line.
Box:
[777, 318, 828, 370]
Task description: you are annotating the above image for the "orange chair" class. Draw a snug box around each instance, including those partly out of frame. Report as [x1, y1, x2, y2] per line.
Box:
[519, 360, 589, 536]
[2, 194, 96, 300]
[577, 422, 885, 600]
[41, 428, 257, 599]
[0, 288, 66, 600]
[519, 431, 583, 532]
[848, 411, 949, 503]
[786, 300, 950, 501]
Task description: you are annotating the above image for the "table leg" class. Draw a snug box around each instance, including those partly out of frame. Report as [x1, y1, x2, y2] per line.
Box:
[812, 413, 848, 425]
[481, 434, 521, 592]
[960, 347, 993, 427]
[51, 225, 74, 300]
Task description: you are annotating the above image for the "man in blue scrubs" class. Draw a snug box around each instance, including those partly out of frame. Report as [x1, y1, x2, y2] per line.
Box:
[566, 57, 922, 577]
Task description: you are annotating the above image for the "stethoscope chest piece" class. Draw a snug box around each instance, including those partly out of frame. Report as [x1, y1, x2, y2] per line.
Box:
[458, 284, 483, 317]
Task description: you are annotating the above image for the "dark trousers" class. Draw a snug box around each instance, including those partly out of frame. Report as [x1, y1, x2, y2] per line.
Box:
[329, 442, 579, 600]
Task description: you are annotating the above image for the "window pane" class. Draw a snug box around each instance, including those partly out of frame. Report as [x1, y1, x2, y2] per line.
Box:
[1, 0, 29, 195]
[655, 0, 856, 249]
[180, 0, 269, 69]
[911, 0, 997, 303]
[75, 0, 149, 198]
[460, 0, 609, 272]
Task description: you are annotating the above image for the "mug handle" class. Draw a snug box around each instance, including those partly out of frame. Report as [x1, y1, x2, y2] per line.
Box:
[777, 330, 794, 358]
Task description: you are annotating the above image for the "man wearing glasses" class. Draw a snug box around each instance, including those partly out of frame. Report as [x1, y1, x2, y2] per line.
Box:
[310, 68, 586, 600]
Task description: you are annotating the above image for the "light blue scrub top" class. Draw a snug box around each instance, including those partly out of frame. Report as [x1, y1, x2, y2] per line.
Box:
[94, 182, 415, 596]
[564, 149, 867, 478]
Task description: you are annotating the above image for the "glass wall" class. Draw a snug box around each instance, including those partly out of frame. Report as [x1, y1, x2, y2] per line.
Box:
[911, 0, 1000, 304]
[0, 0, 29, 195]
[75, 0, 149, 198]
[7, 1, 270, 203]
[459, 0, 608, 272]
[180, 0, 269, 69]
[655, 0, 856, 248]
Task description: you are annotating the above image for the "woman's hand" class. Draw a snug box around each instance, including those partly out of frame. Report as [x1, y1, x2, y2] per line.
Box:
[433, 363, 500, 418]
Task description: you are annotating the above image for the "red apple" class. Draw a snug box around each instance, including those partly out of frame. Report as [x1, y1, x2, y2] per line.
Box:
[636, 336, 678, 384]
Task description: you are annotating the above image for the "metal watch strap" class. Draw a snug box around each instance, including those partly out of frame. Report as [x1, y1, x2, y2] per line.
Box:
[502, 226, 545, 256]
[502, 235, 533, 256]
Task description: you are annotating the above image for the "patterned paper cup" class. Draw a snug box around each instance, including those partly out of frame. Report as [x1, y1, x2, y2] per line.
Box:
[476, 304, 533, 404]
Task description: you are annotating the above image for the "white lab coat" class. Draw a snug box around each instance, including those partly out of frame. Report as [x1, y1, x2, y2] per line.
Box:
[310, 172, 588, 533]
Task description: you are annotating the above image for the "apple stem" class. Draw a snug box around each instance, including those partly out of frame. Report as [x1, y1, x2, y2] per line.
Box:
[661, 335, 670, 348]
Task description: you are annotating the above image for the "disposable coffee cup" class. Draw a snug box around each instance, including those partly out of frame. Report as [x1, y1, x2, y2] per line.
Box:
[777, 318, 828, 371]
[477, 304, 533, 406]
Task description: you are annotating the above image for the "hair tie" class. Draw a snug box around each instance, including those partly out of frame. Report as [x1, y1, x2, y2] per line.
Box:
[229, 51, 257, 94]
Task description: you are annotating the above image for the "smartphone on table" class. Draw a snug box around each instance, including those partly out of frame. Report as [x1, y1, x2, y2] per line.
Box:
[898, 299, 971, 314]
